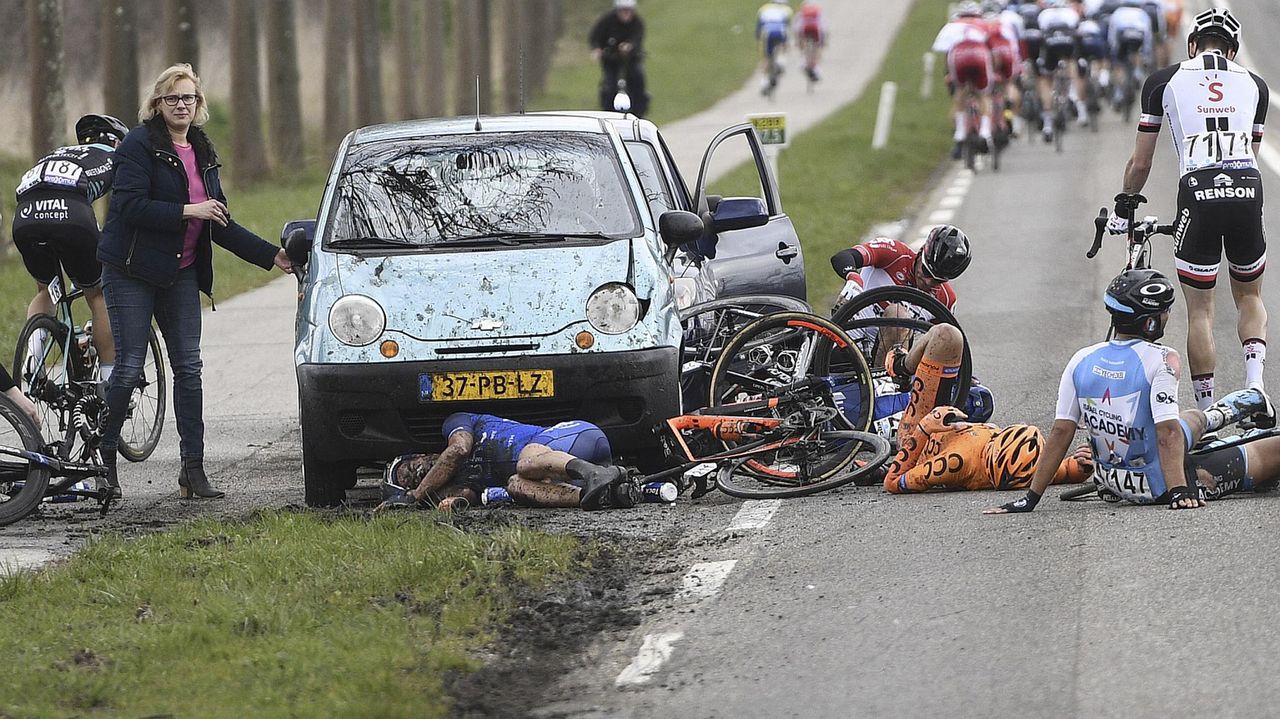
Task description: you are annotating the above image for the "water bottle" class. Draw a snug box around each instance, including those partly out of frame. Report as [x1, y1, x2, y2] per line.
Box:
[481, 486, 513, 505]
[640, 482, 678, 503]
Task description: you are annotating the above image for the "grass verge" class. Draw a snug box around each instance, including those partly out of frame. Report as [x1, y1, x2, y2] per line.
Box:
[712, 0, 955, 306]
[0, 511, 582, 718]
[531, 0, 759, 126]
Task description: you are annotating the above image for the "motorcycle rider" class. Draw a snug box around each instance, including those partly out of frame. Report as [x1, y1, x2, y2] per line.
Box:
[589, 0, 649, 117]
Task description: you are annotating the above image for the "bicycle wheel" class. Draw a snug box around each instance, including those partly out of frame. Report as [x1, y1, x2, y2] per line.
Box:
[118, 327, 167, 462]
[715, 430, 891, 499]
[0, 394, 52, 526]
[707, 311, 875, 479]
[13, 314, 72, 446]
[680, 295, 811, 410]
[829, 286, 974, 417]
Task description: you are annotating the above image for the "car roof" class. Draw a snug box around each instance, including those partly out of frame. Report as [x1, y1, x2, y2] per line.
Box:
[348, 113, 614, 145]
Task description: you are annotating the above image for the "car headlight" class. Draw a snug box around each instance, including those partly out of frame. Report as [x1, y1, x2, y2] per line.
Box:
[329, 295, 385, 346]
[585, 283, 640, 335]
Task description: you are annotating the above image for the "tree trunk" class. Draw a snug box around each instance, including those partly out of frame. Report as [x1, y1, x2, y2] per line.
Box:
[229, 0, 268, 183]
[422, 0, 446, 117]
[164, 0, 199, 68]
[454, 0, 493, 116]
[266, 0, 303, 168]
[322, 0, 352, 146]
[475, 0, 492, 114]
[525, 0, 553, 94]
[28, 0, 65, 159]
[353, 1, 383, 126]
[394, 0, 419, 119]
[101, 0, 139, 125]
[499, 0, 526, 112]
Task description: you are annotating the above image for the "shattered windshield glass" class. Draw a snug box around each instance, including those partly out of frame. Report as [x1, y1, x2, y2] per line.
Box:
[329, 131, 641, 248]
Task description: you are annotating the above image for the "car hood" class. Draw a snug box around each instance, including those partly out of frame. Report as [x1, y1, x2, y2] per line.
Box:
[334, 242, 635, 341]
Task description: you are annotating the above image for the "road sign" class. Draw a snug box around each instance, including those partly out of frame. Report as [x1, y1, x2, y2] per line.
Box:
[746, 113, 789, 149]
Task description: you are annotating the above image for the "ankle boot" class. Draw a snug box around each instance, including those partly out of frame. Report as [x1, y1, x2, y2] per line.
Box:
[98, 448, 122, 500]
[178, 458, 225, 499]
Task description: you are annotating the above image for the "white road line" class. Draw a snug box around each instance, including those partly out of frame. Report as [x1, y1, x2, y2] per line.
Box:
[927, 209, 955, 224]
[616, 631, 684, 686]
[726, 499, 782, 531]
[675, 560, 738, 600]
[938, 194, 964, 209]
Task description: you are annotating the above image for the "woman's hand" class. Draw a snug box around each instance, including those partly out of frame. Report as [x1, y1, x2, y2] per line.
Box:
[273, 248, 294, 273]
[183, 199, 229, 227]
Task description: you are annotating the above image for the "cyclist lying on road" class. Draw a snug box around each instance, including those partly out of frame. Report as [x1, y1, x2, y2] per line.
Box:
[885, 405, 1092, 493]
[986, 269, 1277, 514]
[377, 412, 638, 512]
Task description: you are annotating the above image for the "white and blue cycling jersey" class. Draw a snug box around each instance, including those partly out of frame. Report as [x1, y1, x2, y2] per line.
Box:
[1056, 338, 1181, 503]
[757, 3, 793, 52]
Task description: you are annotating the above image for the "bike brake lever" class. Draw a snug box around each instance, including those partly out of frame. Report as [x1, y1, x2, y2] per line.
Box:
[1087, 208, 1107, 258]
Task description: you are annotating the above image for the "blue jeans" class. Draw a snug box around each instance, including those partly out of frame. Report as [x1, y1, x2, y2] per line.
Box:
[101, 264, 204, 460]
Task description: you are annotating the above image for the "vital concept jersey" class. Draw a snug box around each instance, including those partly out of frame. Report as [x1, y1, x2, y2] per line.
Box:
[1139, 51, 1269, 177]
[1055, 339, 1181, 503]
[15, 143, 115, 203]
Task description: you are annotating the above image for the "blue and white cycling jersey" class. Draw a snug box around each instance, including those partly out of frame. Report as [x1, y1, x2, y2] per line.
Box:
[757, 3, 793, 50]
[1056, 338, 1181, 503]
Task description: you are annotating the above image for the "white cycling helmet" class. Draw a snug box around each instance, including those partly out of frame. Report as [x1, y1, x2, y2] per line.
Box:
[954, 1, 983, 17]
[615, 0, 636, 8]
[1189, 8, 1242, 51]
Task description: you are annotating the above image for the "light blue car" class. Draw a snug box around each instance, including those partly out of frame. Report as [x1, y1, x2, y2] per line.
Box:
[283, 113, 802, 506]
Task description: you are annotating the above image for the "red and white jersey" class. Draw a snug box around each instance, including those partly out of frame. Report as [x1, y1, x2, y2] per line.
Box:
[933, 21, 990, 53]
[849, 238, 958, 310]
[985, 16, 1020, 45]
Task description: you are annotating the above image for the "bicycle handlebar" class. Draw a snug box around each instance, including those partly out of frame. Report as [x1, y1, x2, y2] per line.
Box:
[1087, 207, 1175, 260]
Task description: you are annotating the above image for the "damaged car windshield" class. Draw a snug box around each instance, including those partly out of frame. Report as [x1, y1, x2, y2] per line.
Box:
[329, 131, 641, 248]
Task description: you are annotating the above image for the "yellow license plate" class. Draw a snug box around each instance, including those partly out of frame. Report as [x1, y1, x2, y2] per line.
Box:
[423, 370, 555, 401]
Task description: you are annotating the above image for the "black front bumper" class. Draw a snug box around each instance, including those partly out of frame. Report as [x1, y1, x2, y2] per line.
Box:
[297, 347, 679, 463]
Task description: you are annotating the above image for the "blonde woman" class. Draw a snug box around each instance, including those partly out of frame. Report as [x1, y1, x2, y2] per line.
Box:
[97, 64, 292, 500]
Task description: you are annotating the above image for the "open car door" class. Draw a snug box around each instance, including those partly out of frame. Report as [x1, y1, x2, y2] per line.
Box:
[691, 123, 805, 302]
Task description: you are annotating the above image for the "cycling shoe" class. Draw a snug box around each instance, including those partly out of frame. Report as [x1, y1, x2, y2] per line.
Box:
[576, 464, 628, 510]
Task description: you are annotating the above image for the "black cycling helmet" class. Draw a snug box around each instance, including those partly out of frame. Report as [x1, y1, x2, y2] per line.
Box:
[919, 225, 972, 281]
[1104, 268, 1176, 340]
[1188, 8, 1242, 53]
[75, 114, 129, 146]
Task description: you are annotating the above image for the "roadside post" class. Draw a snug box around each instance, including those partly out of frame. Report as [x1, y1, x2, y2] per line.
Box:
[871, 81, 898, 150]
[921, 52, 935, 99]
[746, 112, 789, 189]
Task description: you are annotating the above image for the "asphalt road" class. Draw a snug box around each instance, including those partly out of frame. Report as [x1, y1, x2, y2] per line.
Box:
[535, 2, 1280, 717]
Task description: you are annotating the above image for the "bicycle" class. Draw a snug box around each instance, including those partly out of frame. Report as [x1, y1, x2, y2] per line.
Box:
[0, 384, 113, 525]
[678, 294, 811, 411]
[1060, 193, 1174, 502]
[13, 274, 167, 463]
[647, 374, 891, 499]
[959, 91, 986, 172]
[798, 33, 821, 93]
[1049, 61, 1073, 153]
[829, 285, 974, 434]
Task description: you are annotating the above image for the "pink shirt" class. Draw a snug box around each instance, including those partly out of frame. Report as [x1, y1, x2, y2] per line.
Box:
[174, 142, 207, 270]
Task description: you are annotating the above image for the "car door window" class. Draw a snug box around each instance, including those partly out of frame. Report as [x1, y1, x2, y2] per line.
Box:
[624, 141, 676, 221]
[693, 124, 780, 217]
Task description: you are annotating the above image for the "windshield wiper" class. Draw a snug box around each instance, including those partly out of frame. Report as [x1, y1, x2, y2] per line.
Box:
[436, 232, 615, 246]
[328, 236, 416, 249]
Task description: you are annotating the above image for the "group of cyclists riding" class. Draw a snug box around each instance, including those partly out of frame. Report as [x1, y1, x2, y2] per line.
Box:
[755, 0, 827, 97]
[935, 0, 1182, 157]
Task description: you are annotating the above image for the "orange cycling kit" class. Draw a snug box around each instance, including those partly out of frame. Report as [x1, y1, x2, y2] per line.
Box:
[885, 405, 1091, 493]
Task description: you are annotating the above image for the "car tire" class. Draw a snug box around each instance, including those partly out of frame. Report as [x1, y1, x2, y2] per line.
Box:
[301, 435, 354, 507]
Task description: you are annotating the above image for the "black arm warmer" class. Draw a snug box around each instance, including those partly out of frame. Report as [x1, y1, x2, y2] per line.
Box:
[830, 248, 862, 278]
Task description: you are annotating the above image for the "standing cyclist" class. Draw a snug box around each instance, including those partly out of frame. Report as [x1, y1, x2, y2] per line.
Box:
[985, 269, 1275, 514]
[13, 114, 129, 388]
[1111, 8, 1269, 410]
[589, 0, 649, 117]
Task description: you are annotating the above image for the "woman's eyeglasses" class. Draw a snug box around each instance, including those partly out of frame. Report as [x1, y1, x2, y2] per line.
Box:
[160, 94, 199, 107]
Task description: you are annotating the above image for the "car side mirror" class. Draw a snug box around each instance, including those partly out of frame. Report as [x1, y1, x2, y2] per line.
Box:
[710, 197, 769, 233]
[658, 210, 705, 262]
[659, 211, 705, 248]
[284, 231, 313, 271]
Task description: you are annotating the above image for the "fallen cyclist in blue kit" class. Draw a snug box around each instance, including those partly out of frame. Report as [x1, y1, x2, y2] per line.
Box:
[376, 412, 640, 512]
